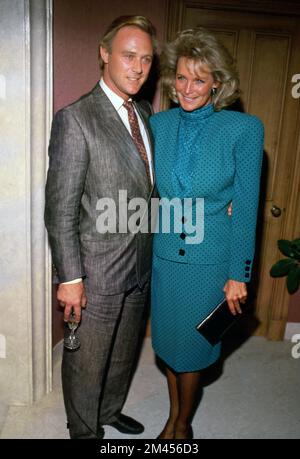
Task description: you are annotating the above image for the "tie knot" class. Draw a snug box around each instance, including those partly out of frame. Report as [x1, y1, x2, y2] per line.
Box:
[123, 100, 134, 112]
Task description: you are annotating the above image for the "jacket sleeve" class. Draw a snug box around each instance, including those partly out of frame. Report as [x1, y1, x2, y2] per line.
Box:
[44, 108, 89, 282]
[228, 116, 264, 282]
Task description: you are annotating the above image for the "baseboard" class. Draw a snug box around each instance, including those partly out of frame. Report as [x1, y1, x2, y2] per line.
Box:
[53, 340, 63, 367]
[284, 322, 300, 340]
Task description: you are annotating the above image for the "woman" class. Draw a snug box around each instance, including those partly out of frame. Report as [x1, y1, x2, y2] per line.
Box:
[150, 28, 264, 439]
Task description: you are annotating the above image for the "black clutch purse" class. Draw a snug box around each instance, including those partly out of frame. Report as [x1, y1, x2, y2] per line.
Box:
[196, 298, 243, 346]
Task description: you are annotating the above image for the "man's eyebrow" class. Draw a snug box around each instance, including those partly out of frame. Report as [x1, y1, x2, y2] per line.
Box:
[121, 50, 153, 57]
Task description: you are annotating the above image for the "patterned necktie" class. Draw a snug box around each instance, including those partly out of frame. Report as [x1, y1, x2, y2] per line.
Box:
[123, 100, 151, 185]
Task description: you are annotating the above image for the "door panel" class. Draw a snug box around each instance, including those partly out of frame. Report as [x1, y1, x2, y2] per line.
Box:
[166, 1, 300, 339]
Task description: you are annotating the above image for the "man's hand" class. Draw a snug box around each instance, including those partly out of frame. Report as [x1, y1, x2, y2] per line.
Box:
[57, 282, 87, 323]
[223, 280, 247, 315]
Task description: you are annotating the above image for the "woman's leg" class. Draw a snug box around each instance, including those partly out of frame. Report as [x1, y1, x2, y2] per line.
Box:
[174, 371, 202, 439]
[157, 367, 179, 439]
[158, 367, 202, 439]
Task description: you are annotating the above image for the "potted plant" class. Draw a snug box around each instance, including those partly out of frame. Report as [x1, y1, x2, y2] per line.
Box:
[270, 238, 300, 293]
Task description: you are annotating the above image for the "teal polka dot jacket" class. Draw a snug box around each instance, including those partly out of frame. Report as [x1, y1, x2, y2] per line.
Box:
[150, 104, 264, 283]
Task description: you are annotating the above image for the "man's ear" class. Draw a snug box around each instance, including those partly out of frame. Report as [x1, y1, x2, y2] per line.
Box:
[100, 46, 109, 64]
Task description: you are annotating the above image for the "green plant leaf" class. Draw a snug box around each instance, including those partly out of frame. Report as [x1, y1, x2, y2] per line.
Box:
[286, 265, 300, 294]
[291, 238, 300, 260]
[270, 259, 296, 277]
[278, 240, 296, 258]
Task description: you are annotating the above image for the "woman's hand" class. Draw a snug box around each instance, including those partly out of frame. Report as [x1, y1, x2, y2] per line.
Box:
[223, 280, 247, 315]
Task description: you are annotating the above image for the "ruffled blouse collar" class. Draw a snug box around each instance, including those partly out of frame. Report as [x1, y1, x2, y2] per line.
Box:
[179, 103, 214, 122]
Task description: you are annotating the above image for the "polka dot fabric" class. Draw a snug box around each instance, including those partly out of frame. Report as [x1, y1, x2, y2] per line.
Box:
[151, 255, 227, 371]
[150, 105, 264, 372]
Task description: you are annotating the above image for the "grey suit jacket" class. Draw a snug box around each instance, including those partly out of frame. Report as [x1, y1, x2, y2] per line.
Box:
[45, 85, 156, 294]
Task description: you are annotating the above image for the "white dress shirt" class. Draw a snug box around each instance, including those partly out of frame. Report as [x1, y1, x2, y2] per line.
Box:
[100, 78, 153, 182]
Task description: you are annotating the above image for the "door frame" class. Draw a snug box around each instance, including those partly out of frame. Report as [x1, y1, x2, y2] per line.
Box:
[164, 0, 300, 340]
[29, 0, 53, 398]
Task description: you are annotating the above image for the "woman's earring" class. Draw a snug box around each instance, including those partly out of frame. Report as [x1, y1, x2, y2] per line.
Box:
[211, 87, 217, 96]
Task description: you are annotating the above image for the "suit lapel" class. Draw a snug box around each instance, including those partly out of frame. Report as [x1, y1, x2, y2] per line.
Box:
[90, 85, 150, 196]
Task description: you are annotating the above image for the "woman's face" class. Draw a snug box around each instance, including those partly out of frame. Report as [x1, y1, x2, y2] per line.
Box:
[175, 56, 219, 111]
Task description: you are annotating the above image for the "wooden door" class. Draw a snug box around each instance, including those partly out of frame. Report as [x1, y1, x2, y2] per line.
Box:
[165, 0, 300, 340]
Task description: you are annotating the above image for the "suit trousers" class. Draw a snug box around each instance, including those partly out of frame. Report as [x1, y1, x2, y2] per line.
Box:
[62, 283, 148, 439]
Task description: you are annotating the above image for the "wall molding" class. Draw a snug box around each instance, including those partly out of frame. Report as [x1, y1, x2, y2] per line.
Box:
[284, 323, 300, 340]
[28, 0, 53, 402]
[183, 0, 300, 16]
[0, 0, 53, 405]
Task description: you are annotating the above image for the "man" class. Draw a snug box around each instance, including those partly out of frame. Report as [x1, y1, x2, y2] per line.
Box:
[45, 16, 157, 439]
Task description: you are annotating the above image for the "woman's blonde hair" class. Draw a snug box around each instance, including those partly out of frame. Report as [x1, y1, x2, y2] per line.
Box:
[99, 15, 157, 70]
[161, 28, 240, 110]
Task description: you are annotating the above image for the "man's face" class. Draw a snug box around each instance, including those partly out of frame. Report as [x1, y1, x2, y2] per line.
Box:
[100, 26, 154, 100]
